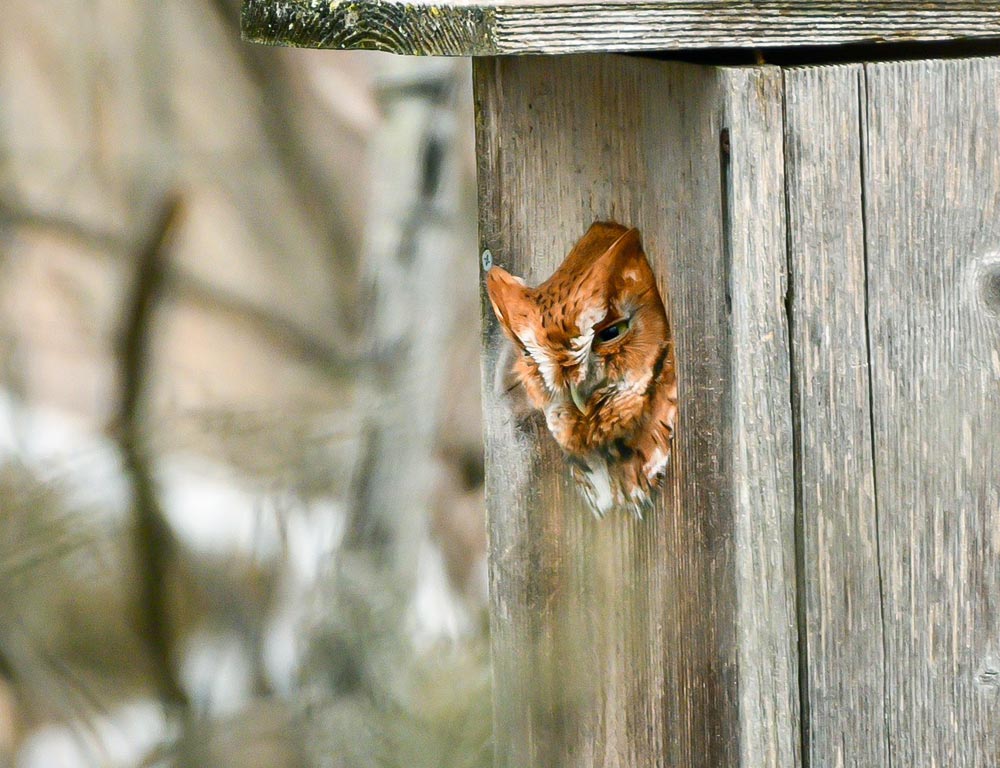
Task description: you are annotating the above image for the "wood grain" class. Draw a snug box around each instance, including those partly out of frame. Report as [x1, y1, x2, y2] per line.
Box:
[783, 64, 890, 767]
[724, 67, 800, 768]
[862, 57, 1000, 767]
[475, 53, 798, 768]
[242, 0, 1000, 55]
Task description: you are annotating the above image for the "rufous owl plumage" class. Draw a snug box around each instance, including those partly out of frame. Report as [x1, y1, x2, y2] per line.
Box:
[487, 221, 677, 518]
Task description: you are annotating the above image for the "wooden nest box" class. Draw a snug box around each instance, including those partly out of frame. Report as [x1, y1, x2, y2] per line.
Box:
[243, 3, 1000, 766]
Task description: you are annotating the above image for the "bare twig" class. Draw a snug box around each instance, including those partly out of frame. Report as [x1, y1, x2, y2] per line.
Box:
[0, 647, 14, 683]
[115, 194, 189, 712]
[1, 199, 369, 380]
[169, 267, 363, 377]
[0, 202, 129, 253]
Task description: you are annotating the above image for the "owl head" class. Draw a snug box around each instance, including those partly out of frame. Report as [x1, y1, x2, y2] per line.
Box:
[486, 222, 670, 455]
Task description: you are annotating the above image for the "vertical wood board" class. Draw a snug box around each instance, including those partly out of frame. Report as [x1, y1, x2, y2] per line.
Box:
[474, 54, 798, 768]
[724, 68, 801, 768]
[783, 64, 890, 768]
[863, 57, 1000, 766]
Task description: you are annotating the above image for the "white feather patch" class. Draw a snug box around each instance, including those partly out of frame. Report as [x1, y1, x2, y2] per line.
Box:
[519, 328, 558, 392]
[543, 404, 572, 445]
[567, 334, 592, 367]
[643, 446, 671, 482]
[583, 458, 614, 517]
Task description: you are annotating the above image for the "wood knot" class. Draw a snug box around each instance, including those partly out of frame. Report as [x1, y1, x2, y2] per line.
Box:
[970, 256, 1000, 317]
[980, 265, 1000, 315]
[976, 656, 1000, 690]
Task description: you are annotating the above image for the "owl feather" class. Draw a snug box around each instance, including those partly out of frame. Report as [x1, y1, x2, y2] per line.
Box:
[487, 221, 677, 518]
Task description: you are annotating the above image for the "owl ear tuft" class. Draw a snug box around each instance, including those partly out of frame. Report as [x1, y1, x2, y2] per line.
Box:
[486, 266, 533, 340]
[595, 227, 655, 292]
[603, 227, 644, 266]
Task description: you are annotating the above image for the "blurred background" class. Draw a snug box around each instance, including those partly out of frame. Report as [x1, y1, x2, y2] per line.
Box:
[0, 1, 490, 766]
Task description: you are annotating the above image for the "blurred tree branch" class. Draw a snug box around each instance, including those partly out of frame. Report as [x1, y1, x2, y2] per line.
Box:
[0, 198, 369, 378]
[0, 203, 129, 253]
[205, 0, 363, 334]
[171, 270, 364, 376]
[323, 60, 466, 694]
[300, 59, 494, 768]
[0, 4, 487, 759]
[115, 194, 189, 713]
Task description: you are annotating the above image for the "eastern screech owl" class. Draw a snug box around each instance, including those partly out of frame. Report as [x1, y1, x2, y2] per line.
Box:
[486, 221, 677, 518]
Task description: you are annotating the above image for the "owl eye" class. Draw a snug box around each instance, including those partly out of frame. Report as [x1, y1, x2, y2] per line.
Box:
[594, 318, 630, 345]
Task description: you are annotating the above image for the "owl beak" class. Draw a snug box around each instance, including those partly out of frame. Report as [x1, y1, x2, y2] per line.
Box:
[569, 383, 590, 415]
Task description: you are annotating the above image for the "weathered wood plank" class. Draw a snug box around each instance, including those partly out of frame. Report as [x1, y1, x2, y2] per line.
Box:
[862, 57, 1000, 766]
[242, 0, 1000, 56]
[475, 53, 798, 768]
[724, 67, 800, 768]
[783, 64, 890, 767]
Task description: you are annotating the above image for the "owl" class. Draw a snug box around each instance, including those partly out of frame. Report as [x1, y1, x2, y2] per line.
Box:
[486, 221, 677, 518]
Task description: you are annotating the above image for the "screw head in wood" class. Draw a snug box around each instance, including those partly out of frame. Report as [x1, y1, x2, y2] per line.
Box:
[481, 249, 493, 272]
